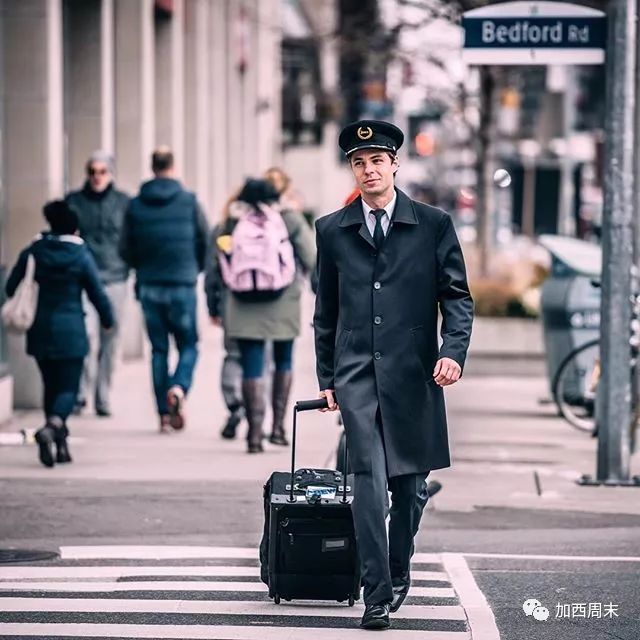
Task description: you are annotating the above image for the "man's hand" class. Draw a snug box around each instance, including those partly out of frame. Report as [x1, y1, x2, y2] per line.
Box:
[319, 389, 339, 412]
[433, 358, 461, 387]
[210, 316, 223, 327]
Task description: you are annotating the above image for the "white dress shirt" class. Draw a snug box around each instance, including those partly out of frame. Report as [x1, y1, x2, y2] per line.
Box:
[362, 192, 397, 238]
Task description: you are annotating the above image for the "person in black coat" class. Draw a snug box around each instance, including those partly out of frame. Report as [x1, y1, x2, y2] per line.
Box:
[314, 121, 473, 630]
[5, 201, 114, 468]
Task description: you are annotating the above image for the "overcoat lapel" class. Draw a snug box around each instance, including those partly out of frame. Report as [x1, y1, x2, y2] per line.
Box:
[338, 197, 375, 249]
[338, 189, 418, 251]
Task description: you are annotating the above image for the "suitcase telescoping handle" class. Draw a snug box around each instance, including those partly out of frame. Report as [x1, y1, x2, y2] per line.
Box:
[290, 397, 349, 504]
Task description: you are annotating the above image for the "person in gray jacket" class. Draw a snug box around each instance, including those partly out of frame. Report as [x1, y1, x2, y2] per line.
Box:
[66, 151, 130, 417]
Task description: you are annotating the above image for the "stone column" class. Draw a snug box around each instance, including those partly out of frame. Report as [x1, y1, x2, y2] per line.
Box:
[114, 0, 155, 359]
[114, 0, 154, 194]
[183, 0, 210, 212]
[1, 0, 65, 408]
[208, 0, 229, 219]
[255, 0, 282, 172]
[154, 0, 185, 175]
[64, 0, 114, 189]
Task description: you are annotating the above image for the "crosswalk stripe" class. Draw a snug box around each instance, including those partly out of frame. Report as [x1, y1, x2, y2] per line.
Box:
[59, 546, 259, 560]
[60, 546, 444, 563]
[0, 566, 448, 582]
[0, 566, 262, 579]
[0, 581, 456, 598]
[0, 623, 471, 639]
[0, 598, 467, 620]
[0, 547, 477, 638]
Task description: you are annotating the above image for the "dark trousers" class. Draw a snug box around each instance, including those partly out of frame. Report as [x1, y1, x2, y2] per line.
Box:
[351, 410, 429, 605]
[221, 333, 243, 412]
[36, 358, 84, 423]
[236, 339, 294, 379]
[139, 284, 199, 415]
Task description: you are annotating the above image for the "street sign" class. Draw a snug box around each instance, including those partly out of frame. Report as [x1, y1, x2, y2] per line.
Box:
[462, 1, 606, 65]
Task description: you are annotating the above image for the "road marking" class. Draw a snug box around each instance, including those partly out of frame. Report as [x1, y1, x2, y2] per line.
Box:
[0, 598, 467, 620]
[462, 552, 640, 562]
[0, 566, 447, 582]
[0, 565, 262, 579]
[442, 553, 500, 640]
[60, 545, 258, 559]
[0, 547, 472, 638]
[61, 546, 444, 563]
[0, 623, 470, 639]
[0, 580, 455, 598]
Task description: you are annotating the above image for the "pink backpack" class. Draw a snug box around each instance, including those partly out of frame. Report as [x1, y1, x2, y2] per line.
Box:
[219, 204, 296, 302]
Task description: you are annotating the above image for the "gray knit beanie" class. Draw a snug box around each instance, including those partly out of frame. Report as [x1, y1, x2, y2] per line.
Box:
[86, 150, 115, 174]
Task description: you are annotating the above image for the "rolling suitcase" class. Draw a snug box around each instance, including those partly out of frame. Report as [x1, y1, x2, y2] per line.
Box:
[259, 397, 361, 606]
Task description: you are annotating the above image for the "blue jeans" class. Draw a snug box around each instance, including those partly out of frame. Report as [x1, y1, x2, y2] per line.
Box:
[237, 339, 294, 379]
[139, 284, 199, 415]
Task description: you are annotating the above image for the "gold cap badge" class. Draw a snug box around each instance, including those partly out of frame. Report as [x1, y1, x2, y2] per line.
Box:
[357, 126, 373, 140]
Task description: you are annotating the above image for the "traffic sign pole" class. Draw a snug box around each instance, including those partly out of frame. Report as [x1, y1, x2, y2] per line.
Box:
[581, 0, 636, 486]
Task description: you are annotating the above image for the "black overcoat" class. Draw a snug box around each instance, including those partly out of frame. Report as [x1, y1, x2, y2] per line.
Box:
[313, 189, 473, 477]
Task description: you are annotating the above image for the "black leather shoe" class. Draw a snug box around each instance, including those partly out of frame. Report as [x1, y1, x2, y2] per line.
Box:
[34, 426, 56, 468]
[390, 583, 410, 613]
[221, 410, 242, 439]
[96, 407, 111, 418]
[54, 426, 72, 464]
[360, 603, 390, 630]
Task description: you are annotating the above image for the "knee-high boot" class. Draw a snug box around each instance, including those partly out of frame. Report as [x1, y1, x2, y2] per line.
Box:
[270, 371, 292, 446]
[242, 379, 266, 453]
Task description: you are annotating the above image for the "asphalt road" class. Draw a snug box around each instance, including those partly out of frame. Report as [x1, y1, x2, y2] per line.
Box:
[1, 478, 639, 639]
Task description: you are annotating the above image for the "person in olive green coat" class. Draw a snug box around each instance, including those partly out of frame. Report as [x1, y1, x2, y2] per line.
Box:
[206, 178, 316, 453]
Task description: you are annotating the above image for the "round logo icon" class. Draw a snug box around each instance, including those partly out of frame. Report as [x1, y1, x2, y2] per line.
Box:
[357, 126, 373, 140]
[523, 599, 542, 616]
[532, 606, 550, 622]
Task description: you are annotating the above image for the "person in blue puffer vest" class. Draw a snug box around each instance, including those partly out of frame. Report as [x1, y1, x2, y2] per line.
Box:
[5, 200, 114, 468]
[119, 147, 209, 433]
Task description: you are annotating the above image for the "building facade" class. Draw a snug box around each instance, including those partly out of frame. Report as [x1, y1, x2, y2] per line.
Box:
[0, 0, 283, 414]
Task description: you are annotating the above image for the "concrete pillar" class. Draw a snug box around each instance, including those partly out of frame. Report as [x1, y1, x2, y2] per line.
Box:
[255, 0, 282, 172]
[114, 0, 154, 194]
[241, 0, 258, 177]
[114, 0, 155, 359]
[154, 0, 185, 175]
[101, 0, 115, 154]
[225, 1, 245, 193]
[63, 0, 115, 189]
[183, 0, 210, 213]
[1, 0, 65, 407]
[209, 0, 230, 219]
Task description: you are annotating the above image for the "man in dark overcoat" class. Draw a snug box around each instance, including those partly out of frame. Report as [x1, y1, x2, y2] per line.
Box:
[313, 120, 473, 630]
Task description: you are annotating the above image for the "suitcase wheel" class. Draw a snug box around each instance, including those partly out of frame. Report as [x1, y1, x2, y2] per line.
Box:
[273, 594, 281, 605]
[348, 595, 355, 607]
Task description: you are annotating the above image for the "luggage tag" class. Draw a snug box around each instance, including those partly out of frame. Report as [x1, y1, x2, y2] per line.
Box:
[305, 485, 337, 504]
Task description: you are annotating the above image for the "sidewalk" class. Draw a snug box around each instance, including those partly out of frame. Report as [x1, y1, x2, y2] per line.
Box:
[1, 290, 639, 517]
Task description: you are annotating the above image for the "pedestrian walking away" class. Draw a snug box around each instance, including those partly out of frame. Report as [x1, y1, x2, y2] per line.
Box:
[66, 150, 130, 417]
[120, 147, 209, 433]
[205, 191, 244, 440]
[5, 201, 114, 468]
[313, 120, 474, 630]
[211, 178, 315, 453]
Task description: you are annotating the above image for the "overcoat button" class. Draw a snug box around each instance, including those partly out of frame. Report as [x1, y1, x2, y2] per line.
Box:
[374, 316, 382, 325]
[373, 282, 381, 290]
[374, 352, 381, 360]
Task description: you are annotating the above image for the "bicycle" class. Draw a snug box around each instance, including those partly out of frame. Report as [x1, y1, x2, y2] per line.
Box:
[552, 282, 640, 451]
